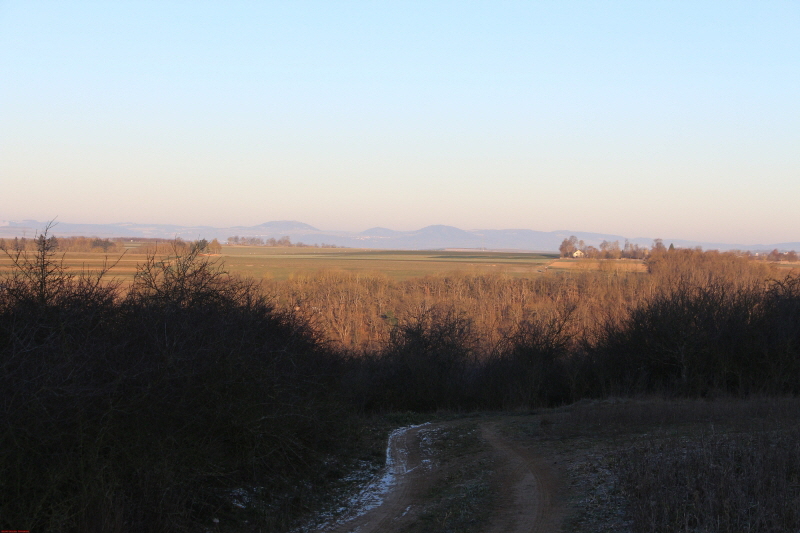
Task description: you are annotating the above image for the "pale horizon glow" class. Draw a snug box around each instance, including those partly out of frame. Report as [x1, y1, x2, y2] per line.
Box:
[1, 2, 798, 245]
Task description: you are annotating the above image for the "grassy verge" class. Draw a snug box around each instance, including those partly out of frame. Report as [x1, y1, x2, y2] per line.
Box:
[619, 428, 800, 532]
[501, 397, 800, 533]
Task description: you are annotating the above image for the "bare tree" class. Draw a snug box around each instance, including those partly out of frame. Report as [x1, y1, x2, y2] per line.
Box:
[559, 236, 579, 257]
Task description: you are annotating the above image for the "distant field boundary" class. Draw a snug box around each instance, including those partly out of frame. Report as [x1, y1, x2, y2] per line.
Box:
[2, 244, 795, 282]
[1, 246, 561, 282]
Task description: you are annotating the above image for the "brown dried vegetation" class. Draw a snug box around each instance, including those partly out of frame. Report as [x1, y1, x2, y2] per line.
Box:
[2, 230, 800, 532]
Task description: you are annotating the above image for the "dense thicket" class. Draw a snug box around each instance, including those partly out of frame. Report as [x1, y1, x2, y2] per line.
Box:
[263, 248, 796, 410]
[266, 266, 647, 354]
[2, 238, 798, 531]
[590, 275, 800, 396]
[0, 237, 349, 532]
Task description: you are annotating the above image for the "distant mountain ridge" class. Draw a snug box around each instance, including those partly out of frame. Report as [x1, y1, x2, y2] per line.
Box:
[0, 219, 797, 253]
[256, 221, 319, 231]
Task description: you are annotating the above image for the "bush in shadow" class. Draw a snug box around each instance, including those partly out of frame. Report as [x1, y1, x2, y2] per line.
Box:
[589, 274, 800, 397]
[350, 302, 580, 412]
[354, 305, 479, 412]
[479, 307, 575, 409]
[0, 237, 348, 532]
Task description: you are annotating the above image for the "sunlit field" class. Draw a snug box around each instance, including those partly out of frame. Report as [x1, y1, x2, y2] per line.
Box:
[0, 250, 143, 282]
[5, 244, 797, 283]
[3, 245, 796, 287]
[0, 245, 562, 282]
[547, 257, 648, 272]
[221, 246, 559, 280]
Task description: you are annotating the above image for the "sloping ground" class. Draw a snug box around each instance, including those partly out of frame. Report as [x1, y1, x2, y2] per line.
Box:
[481, 423, 564, 533]
[300, 399, 800, 533]
[309, 417, 566, 533]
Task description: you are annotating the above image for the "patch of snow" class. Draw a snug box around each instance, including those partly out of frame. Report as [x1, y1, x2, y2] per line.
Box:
[293, 422, 430, 532]
[416, 426, 444, 471]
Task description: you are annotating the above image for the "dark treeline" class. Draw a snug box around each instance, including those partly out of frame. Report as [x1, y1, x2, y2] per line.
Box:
[2, 232, 800, 531]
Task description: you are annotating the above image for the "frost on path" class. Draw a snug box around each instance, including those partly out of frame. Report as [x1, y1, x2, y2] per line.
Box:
[301, 418, 565, 533]
[296, 423, 430, 533]
[348, 423, 429, 514]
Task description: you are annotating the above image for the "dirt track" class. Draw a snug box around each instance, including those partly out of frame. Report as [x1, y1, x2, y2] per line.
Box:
[481, 423, 564, 533]
[320, 418, 564, 533]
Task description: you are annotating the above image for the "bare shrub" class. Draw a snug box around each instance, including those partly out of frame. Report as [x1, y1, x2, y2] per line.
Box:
[357, 305, 480, 412]
[479, 303, 576, 408]
[0, 237, 350, 532]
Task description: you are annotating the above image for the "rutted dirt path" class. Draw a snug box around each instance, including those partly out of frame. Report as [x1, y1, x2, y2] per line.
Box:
[481, 423, 564, 533]
[317, 418, 564, 533]
[323, 423, 438, 532]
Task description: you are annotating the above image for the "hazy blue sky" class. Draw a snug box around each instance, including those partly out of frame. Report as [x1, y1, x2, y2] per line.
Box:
[2, 1, 798, 243]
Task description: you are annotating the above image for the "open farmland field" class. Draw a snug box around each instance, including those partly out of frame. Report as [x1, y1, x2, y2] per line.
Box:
[0, 246, 559, 283]
[2, 245, 792, 282]
[0, 250, 145, 284]
[220, 246, 559, 280]
[775, 260, 800, 270]
[547, 257, 648, 272]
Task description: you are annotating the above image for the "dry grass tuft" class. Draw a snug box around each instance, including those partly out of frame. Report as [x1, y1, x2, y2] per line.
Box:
[619, 427, 800, 532]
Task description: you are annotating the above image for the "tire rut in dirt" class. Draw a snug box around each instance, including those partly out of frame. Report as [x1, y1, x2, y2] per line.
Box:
[481, 422, 564, 533]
